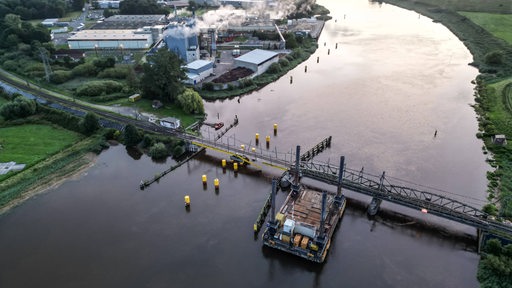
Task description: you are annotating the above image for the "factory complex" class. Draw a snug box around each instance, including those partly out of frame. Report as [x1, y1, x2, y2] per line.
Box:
[64, 1, 324, 84]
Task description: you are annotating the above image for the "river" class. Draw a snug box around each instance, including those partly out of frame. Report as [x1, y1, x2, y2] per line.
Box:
[0, 0, 487, 287]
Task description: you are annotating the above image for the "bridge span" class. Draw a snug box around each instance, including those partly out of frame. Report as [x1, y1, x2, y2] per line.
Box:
[190, 137, 512, 237]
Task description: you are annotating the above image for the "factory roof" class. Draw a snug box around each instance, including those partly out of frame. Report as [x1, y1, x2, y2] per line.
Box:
[104, 15, 167, 22]
[186, 59, 213, 70]
[235, 49, 278, 65]
[68, 30, 151, 41]
[91, 14, 167, 29]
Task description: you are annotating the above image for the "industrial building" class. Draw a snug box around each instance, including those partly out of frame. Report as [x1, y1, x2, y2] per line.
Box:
[164, 21, 200, 63]
[95, 1, 121, 9]
[67, 30, 153, 50]
[234, 49, 279, 76]
[91, 15, 168, 30]
[184, 59, 214, 85]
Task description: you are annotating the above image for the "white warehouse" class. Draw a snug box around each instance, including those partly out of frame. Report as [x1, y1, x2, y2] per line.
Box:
[67, 30, 153, 50]
[234, 49, 279, 76]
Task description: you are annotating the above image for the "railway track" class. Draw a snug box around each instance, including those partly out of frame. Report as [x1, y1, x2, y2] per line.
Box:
[0, 72, 185, 137]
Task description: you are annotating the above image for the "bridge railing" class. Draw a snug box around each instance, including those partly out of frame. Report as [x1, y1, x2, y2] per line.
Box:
[299, 161, 512, 234]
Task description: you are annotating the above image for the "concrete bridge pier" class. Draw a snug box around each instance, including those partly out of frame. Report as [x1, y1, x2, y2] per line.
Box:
[367, 171, 386, 216]
[367, 198, 382, 216]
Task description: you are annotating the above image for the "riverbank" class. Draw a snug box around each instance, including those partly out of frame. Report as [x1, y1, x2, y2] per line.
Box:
[382, 0, 512, 217]
[0, 137, 100, 215]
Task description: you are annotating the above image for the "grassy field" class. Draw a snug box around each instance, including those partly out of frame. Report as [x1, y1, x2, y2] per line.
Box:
[0, 135, 103, 209]
[0, 124, 83, 180]
[409, 0, 512, 13]
[459, 12, 512, 45]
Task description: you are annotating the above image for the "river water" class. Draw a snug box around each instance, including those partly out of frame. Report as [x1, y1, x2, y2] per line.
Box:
[0, 0, 487, 287]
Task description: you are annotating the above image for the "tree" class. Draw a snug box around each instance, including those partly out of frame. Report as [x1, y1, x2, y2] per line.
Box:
[0, 95, 37, 120]
[284, 33, 298, 49]
[176, 88, 204, 114]
[71, 0, 85, 11]
[81, 112, 100, 135]
[149, 142, 168, 159]
[140, 48, 186, 103]
[123, 124, 142, 147]
[119, 0, 168, 15]
[485, 50, 504, 66]
[477, 239, 512, 288]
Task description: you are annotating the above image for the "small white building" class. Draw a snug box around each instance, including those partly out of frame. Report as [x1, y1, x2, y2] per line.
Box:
[68, 30, 153, 50]
[160, 117, 181, 129]
[234, 49, 279, 76]
[184, 60, 214, 85]
[41, 18, 59, 27]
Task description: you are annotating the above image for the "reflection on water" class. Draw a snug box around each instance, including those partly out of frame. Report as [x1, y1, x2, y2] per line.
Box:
[0, 0, 486, 287]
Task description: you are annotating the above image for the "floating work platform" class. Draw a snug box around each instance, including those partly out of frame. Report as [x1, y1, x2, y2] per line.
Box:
[262, 180, 346, 263]
[262, 147, 347, 263]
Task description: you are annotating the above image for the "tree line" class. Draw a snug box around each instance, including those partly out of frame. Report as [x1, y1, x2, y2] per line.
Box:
[0, 0, 85, 20]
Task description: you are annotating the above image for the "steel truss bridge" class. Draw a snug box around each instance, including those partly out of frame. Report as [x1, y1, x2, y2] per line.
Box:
[3, 73, 510, 239]
[190, 137, 512, 237]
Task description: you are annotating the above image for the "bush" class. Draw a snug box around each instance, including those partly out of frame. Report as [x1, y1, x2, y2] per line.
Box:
[485, 51, 504, 66]
[72, 62, 98, 77]
[149, 142, 168, 159]
[75, 80, 124, 97]
[202, 82, 214, 91]
[97, 67, 130, 79]
[279, 58, 290, 67]
[50, 70, 72, 84]
[93, 57, 115, 70]
[3, 60, 19, 72]
[266, 63, 282, 74]
[38, 105, 82, 133]
[142, 134, 153, 148]
[172, 145, 185, 158]
[0, 96, 37, 120]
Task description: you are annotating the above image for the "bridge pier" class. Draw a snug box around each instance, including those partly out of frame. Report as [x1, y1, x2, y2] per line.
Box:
[367, 171, 385, 216]
[367, 198, 382, 216]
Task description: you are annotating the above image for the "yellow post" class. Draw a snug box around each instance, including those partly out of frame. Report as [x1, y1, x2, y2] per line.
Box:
[184, 195, 190, 206]
[202, 174, 207, 184]
[240, 144, 245, 151]
[221, 159, 226, 168]
[254, 223, 258, 231]
[266, 135, 270, 146]
[214, 178, 219, 189]
[273, 123, 278, 133]
[233, 162, 238, 172]
[255, 133, 259, 142]
[251, 147, 256, 153]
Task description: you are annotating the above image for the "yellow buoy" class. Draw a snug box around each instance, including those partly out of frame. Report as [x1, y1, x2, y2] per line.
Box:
[214, 178, 219, 189]
[233, 162, 238, 172]
[202, 174, 207, 184]
[184, 195, 190, 206]
[221, 159, 226, 168]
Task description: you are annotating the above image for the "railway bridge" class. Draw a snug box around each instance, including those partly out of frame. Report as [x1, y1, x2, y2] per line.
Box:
[2, 75, 511, 245]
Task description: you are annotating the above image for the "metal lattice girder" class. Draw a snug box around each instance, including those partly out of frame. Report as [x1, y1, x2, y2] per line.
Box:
[299, 162, 512, 235]
[188, 137, 512, 235]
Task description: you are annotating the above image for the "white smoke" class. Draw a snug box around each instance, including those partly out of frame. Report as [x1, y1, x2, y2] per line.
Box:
[197, 5, 247, 29]
[163, 20, 200, 39]
[195, 0, 317, 29]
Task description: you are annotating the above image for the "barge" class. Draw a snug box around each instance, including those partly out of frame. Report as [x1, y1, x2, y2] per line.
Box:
[262, 150, 347, 263]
